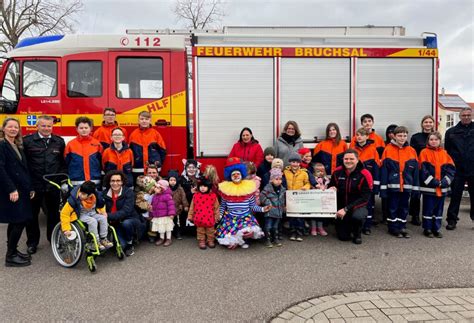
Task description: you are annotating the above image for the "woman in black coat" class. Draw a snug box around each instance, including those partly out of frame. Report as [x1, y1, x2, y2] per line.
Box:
[409, 115, 435, 225]
[102, 170, 146, 256]
[0, 118, 34, 267]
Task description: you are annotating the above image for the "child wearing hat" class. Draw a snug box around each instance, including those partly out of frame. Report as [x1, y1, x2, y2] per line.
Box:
[187, 178, 220, 249]
[135, 175, 158, 242]
[260, 168, 286, 247]
[168, 170, 189, 240]
[284, 152, 310, 241]
[257, 146, 276, 187]
[150, 180, 176, 247]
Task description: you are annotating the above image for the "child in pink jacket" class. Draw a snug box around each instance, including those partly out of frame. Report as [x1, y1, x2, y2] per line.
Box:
[150, 180, 176, 247]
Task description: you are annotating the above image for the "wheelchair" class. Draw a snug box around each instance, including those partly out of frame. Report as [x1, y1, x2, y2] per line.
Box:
[44, 174, 125, 272]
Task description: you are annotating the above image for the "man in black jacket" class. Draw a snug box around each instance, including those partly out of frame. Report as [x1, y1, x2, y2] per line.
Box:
[445, 107, 474, 230]
[23, 115, 66, 254]
[329, 149, 373, 244]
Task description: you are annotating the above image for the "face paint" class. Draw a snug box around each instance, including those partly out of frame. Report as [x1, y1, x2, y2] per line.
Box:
[231, 170, 242, 183]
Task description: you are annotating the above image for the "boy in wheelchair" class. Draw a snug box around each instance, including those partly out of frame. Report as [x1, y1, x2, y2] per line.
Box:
[60, 181, 114, 251]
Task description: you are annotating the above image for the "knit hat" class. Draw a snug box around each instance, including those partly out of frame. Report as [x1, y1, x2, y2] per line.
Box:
[157, 180, 169, 190]
[288, 152, 302, 162]
[263, 146, 276, 157]
[298, 147, 311, 156]
[140, 176, 156, 192]
[271, 158, 284, 169]
[223, 157, 247, 181]
[270, 168, 283, 180]
[167, 170, 180, 181]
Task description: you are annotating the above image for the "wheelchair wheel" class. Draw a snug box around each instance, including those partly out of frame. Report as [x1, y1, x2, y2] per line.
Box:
[51, 222, 85, 268]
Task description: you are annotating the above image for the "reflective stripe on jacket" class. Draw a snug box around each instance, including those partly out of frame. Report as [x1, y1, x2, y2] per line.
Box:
[129, 127, 166, 173]
[313, 139, 347, 175]
[64, 136, 103, 183]
[419, 146, 456, 197]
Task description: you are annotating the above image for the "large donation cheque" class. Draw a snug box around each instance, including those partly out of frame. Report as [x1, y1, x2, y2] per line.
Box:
[286, 190, 337, 218]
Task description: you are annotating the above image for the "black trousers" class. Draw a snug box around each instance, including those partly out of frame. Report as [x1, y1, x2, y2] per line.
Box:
[7, 222, 27, 253]
[335, 207, 367, 241]
[447, 174, 474, 223]
[25, 190, 60, 246]
[409, 195, 421, 218]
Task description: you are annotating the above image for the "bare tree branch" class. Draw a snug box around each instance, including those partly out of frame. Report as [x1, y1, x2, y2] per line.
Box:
[173, 0, 225, 29]
[0, 0, 83, 56]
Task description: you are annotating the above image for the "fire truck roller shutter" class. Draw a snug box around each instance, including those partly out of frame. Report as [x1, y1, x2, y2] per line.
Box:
[356, 58, 434, 139]
[280, 58, 351, 143]
[195, 57, 274, 156]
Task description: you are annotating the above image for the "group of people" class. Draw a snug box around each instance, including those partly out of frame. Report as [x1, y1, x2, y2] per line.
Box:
[0, 107, 472, 268]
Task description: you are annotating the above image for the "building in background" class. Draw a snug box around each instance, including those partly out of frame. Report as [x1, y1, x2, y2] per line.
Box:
[438, 92, 472, 136]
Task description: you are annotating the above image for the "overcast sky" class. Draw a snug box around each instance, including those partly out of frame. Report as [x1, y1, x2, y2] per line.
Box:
[79, 0, 474, 101]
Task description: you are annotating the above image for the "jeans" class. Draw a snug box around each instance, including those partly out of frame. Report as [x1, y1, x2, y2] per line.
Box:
[289, 217, 304, 235]
[335, 207, 367, 241]
[265, 217, 280, 233]
[115, 218, 147, 247]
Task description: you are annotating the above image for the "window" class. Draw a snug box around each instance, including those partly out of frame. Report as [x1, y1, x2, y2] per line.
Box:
[117, 58, 163, 99]
[67, 61, 103, 97]
[23, 61, 57, 97]
[1, 61, 19, 101]
[446, 114, 454, 128]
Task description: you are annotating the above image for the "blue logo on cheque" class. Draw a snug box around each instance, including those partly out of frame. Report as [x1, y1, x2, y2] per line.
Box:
[27, 115, 37, 126]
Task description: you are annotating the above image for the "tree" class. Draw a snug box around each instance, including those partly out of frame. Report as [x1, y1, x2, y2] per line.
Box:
[0, 0, 83, 56]
[173, 0, 225, 29]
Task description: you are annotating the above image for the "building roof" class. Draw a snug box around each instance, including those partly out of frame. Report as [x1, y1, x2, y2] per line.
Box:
[468, 102, 474, 109]
[438, 94, 471, 111]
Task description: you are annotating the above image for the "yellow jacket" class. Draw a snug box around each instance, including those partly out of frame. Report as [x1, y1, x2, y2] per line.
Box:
[284, 166, 310, 190]
[60, 188, 106, 232]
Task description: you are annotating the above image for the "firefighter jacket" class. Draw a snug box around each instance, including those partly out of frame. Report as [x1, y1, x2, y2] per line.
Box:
[93, 121, 128, 149]
[444, 121, 474, 176]
[284, 166, 310, 190]
[380, 141, 419, 198]
[228, 139, 264, 168]
[312, 138, 347, 175]
[102, 142, 134, 187]
[350, 130, 385, 158]
[350, 140, 381, 193]
[129, 126, 166, 174]
[64, 135, 103, 186]
[329, 161, 373, 212]
[23, 132, 66, 192]
[419, 146, 456, 197]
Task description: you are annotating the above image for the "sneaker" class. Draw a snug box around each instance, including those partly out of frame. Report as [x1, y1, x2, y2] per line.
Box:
[265, 240, 273, 248]
[400, 229, 411, 239]
[241, 243, 249, 249]
[362, 229, 371, 236]
[124, 245, 135, 256]
[296, 236, 303, 242]
[433, 231, 443, 238]
[98, 244, 106, 251]
[85, 242, 98, 252]
[273, 239, 283, 247]
[446, 222, 456, 230]
[310, 228, 317, 236]
[289, 234, 297, 241]
[100, 238, 114, 249]
[396, 232, 404, 238]
[423, 230, 434, 238]
[317, 227, 328, 236]
[175, 231, 183, 240]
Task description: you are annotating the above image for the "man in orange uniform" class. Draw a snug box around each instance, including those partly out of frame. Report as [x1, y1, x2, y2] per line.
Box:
[65, 116, 103, 186]
[129, 111, 166, 181]
[93, 107, 128, 149]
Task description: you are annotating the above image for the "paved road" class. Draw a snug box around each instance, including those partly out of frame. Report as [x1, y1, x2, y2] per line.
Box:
[274, 288, 474, 322]
[0, 200, 473, 322]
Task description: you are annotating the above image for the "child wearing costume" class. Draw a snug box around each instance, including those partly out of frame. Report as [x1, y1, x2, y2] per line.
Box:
[311, 163, 329, 236]
[150, 180, 176, 247]
[135, 175, 157, 242]
[216, 157, 271, 249]
[187, 178, 220, 249]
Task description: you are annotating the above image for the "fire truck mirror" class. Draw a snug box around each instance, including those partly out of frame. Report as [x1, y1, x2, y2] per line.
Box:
[0, 97, 18, 114]
[53, 117, 61, 124]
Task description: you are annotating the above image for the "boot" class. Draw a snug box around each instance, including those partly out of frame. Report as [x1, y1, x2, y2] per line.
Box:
[5, 250, 31, 267]
[352, 224, 363, 245]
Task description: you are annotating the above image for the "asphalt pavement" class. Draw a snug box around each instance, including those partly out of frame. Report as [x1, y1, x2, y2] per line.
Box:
[0, 200, 473, 322]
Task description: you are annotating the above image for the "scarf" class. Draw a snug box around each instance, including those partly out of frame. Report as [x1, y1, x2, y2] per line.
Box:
[281, 133, 299, 146]
[80, 194, 96, 210]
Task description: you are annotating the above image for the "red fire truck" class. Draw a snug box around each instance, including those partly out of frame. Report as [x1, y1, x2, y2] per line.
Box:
[0, 26, 438, 173]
